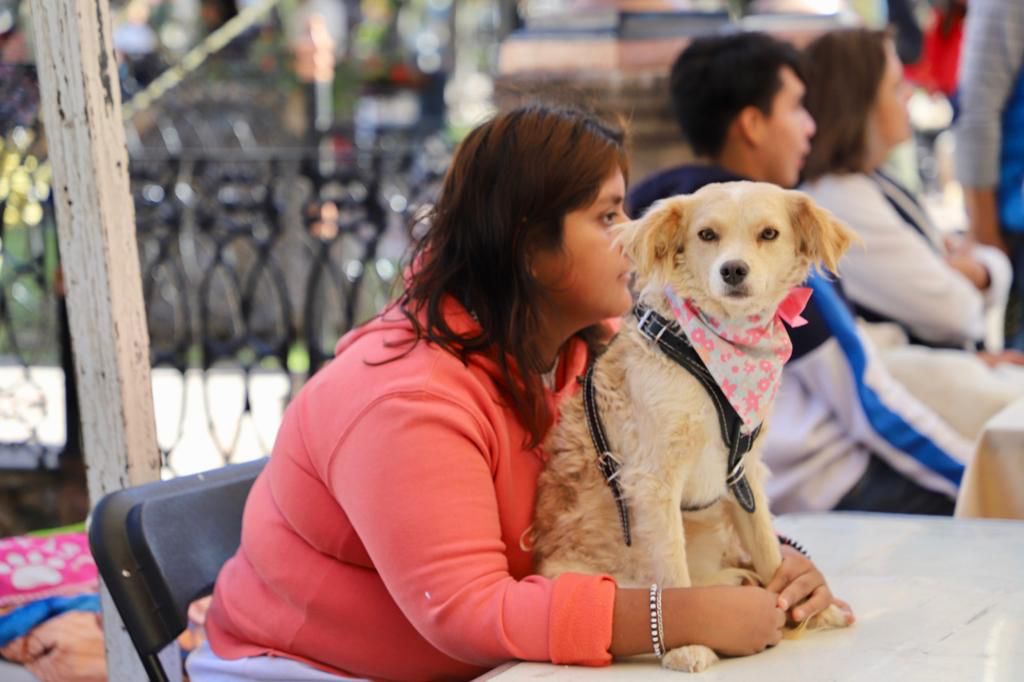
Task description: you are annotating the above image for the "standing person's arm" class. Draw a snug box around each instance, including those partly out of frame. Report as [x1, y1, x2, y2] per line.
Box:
[955, 0, 1024, 252]
[962, 189, 1006, 253]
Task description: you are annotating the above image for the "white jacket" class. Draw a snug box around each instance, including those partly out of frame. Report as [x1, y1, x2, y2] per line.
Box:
[802, 172, 1011, 349]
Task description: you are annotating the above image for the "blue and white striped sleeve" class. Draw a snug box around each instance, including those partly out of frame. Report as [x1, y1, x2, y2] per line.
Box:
[796, 276, 972, 498]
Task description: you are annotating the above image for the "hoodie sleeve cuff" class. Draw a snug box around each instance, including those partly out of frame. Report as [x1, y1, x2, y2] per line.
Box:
[547, 573, 617, 666]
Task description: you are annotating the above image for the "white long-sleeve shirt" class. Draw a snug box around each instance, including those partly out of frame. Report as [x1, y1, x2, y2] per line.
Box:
[802, 173, 1012, 349]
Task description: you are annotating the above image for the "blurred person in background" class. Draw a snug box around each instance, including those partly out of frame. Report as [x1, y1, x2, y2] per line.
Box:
[800, 26, 1024, 444]
[802, 27, 1013, 354]
[955, 0, 1024, 352]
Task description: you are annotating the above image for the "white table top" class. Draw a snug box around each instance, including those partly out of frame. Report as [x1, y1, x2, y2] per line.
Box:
[483, 513, 1024, 682]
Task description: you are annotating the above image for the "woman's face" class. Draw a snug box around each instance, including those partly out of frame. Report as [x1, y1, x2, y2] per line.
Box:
[870, 40, 913, 155]
[530, 169, 634, 335]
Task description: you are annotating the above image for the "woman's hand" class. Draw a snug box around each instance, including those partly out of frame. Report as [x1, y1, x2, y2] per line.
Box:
[945, 251, 991, 290]
[613, 584, 786, 658]
[944, 235, 991, 290]
[765, 545, 854, 624]
[979, 349, 1024, 368]
[688, 585, 787, 656]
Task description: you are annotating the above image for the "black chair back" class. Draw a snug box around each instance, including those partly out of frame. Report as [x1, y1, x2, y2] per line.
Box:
[88, 457, 267, 681]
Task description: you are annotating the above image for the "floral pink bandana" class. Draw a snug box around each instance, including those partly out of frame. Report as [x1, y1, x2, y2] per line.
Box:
[663, 285, 812, 434]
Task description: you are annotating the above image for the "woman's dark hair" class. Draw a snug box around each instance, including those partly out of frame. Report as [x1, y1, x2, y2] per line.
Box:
[802, 28, 891, 181]
[670, 32, 805, 158]
[397, 104, 628, 446]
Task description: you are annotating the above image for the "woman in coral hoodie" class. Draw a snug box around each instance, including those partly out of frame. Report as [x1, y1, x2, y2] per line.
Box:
[188, 104, 849, 681]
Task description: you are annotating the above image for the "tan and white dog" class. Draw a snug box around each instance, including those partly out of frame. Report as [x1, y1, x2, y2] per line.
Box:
[533, 182, 855, 672]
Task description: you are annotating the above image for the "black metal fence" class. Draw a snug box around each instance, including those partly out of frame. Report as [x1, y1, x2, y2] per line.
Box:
[0, 64, 450, 475]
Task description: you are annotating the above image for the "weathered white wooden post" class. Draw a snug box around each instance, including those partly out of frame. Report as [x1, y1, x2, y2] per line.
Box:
[28, 2, 178, 679]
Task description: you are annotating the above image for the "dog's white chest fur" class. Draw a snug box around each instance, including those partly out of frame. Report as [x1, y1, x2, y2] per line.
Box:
[682, 414, 731, 506]
[623, 348, 733, 509]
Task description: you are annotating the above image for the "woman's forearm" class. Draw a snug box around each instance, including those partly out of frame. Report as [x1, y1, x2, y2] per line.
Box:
[610, 584, 784, 659]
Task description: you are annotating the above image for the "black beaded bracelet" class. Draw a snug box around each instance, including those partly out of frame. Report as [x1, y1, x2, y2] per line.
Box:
[777, 533, 810, 558]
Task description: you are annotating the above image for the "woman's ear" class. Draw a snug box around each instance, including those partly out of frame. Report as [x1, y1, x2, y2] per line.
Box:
[612, 197, 689, 280]
[786, 192, 859, 274]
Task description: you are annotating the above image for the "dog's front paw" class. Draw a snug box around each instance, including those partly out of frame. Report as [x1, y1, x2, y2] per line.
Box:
[661, 645, 719, 672]
[806, 603, 851, 631]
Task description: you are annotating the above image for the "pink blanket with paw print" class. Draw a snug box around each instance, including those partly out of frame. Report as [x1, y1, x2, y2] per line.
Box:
[0, 532, 98, 608]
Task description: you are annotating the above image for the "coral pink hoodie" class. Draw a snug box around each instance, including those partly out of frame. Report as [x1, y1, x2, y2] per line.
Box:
[205, 298, 617, 680]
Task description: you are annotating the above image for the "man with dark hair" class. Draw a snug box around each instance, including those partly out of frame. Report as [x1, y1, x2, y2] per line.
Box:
[627, 32, 973, 517]
[629, 32, 815, 217]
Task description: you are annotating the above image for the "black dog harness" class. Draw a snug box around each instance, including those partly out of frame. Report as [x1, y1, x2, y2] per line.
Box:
[583, 305, 762, 546]
[581, 363, 633, 546]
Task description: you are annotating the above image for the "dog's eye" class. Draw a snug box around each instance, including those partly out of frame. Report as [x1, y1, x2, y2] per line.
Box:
[760, 227, 779, 241]
[697, 228, 717, 242]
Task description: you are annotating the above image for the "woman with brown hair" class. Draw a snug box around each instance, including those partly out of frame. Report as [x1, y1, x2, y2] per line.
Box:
[799, 28, 1024, 443]
[801, 27, 1012, 352]
[185, 104, 844, 681]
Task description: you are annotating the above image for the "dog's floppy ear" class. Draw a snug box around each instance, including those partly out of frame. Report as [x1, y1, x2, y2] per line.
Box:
[787, 192, 858, 275]
[613, 197, 689, 280]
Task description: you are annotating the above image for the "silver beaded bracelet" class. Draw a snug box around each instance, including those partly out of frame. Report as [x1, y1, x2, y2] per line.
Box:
[649, 583, 665, 658]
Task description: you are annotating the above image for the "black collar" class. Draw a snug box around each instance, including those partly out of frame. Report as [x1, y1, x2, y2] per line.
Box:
[633, 304, 759, 513]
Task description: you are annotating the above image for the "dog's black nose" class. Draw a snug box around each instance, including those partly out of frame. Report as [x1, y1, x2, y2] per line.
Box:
[720, 260, 749, 286]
